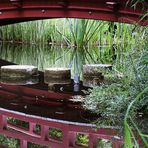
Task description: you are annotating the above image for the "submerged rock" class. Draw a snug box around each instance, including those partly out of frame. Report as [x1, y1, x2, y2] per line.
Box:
[0, 65, 38, 78]
[0, 76, 39, 85]
[45, 78, 71, 85]
[44, 67, 71, 91]
[44, 67, 71, 79]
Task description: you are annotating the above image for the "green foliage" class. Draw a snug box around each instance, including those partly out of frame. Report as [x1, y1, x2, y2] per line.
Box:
[97, 139, 112, 148]
[83, 24, 148, 147]
[28, 143, 47, 148]
[83, 82, 131, 126]
[0, 13, 147, 148]
[76, 133, 89, 147]
[124, 87, 148, 148]
[8, 117, 29, 129]
[0, 135, 19, 148]
[65, 19, 105, 48]
[49, 128, 63, 140]
[0, 18, 140, 49]
[126, 0, 147, 9]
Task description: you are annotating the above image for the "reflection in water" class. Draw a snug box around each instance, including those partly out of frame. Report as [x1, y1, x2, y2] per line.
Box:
[0, 79, 98, 123]
[0, 42, 123, 123]
[0, 76, 39, 85]
[0, 42, 120, 78]
[0, 58, 97, 123]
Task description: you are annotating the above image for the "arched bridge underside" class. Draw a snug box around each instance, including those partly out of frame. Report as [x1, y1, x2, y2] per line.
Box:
[0, 0, 147, 26]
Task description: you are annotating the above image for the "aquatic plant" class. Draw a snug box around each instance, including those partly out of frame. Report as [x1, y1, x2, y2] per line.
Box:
[0, 18, 140, 50]
[83, 24, 148, 147]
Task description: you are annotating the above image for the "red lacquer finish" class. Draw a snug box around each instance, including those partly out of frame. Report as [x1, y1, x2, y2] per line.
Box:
[0, 0, 147, 25]
[0, 108, 124, 148]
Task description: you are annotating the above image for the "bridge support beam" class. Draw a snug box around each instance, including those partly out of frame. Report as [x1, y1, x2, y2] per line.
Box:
[0, 0, 147, 26]
[20, 139, 27, 148]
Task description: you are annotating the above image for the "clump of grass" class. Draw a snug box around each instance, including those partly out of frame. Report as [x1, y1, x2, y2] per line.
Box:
[82, 25, 148, 147]
[0, 18, 141, 49]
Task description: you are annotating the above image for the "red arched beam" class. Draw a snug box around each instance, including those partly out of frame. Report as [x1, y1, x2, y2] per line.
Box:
[0, 0, 147, 25]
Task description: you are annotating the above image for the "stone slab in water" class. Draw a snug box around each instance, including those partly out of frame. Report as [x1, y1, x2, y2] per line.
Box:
[44, 67, 71, 79]
[83, 64, 112, 77]
[0, 65, 38, 78]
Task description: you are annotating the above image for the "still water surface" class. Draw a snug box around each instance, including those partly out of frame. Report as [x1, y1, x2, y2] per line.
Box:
[0, 42, 123, 78]
[0, 42, 127, 123]
[0, 43, 106, 123]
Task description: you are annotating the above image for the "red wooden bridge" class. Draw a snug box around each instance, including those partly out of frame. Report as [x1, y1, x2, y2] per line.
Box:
[0, 77, 124, 148]
[0, 59, 124, 148]
[0, 0, 147, 26]
[0, 0, 147, 147]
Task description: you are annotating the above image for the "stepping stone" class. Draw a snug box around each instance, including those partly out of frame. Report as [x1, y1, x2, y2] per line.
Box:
[83, 64, 112, 77]
[0, 65, 38, 78]
[44, 67, 71, 79]
[83, 64, 112, 87]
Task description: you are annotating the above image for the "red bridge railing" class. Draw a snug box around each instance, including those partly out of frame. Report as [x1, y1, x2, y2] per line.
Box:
[0, 108, 123, 148]
[0, 0, 147, 26]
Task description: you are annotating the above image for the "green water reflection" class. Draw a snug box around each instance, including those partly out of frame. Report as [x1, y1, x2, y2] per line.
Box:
[0, 42, 126, 79]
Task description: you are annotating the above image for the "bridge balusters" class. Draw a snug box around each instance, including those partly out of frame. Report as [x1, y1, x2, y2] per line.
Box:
[29, 122, 36, 133]
[62, 125, 69, 147]
[41, 125, 49, 140]
[0, 114, 7, 129]
[68, 132, 77, 147]
[20, 139, 27, 148]
[0, 112, 124, 148]
[88, 133, 97, 148]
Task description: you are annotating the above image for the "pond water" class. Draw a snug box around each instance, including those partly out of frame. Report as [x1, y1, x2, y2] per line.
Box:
[0, 42, 125, 79]
[0, 42, 128, 122]
[0, 42, 105, 123]
[0, 42, 132, 147]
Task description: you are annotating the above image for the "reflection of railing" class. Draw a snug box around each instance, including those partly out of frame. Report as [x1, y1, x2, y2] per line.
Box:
[0, 83, 82, 110]
[0, 60, 123, 147]
[0, 108, 123, 148]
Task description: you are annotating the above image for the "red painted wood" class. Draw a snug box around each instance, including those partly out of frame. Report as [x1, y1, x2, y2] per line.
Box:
[0, 107, 124, 147]
[0, 0, 147, 25]
[20, 140, 27, 148]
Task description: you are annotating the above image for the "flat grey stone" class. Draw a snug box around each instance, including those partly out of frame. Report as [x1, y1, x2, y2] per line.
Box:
[1, 65, 38, 78]
[44, 67, 71, 79]
[83, 64, 112, 77]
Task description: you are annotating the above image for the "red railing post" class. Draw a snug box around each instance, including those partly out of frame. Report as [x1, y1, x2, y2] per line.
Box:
[0, 114, 7, 129]
[62, 125, 69, 147]
[88, 133, 97, 148]
[68, 132, 77, 147]
[29, 122, 36, 133]
[41, 125, 49, 140]
[20, 139, 27, 148]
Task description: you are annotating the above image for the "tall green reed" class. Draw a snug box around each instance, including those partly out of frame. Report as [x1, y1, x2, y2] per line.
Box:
[0, 18, 140, 50]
